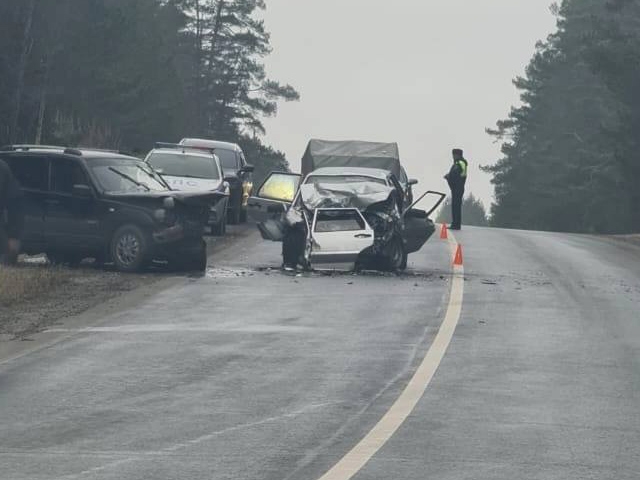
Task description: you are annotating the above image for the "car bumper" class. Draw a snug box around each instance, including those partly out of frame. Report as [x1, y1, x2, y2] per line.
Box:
[150, 224, 205, 260]
[152, 221, 204, 244]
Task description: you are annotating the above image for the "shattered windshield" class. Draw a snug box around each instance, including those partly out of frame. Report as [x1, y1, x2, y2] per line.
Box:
[91, 161, 168, 193]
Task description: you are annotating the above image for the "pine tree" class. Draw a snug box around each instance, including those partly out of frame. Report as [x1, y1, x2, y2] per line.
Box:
[484, 0, 638, 234]
[0, 0, 299, 177]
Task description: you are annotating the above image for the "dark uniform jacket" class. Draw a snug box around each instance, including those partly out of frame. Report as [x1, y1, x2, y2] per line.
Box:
[0, 159, 24, 246]
[446, 158, 468, 191]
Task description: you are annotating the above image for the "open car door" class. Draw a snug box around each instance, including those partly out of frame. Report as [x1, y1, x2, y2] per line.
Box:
[247, 172, 301, 241]
[309, 208, 375, 266]
[402, 191, 446, 254]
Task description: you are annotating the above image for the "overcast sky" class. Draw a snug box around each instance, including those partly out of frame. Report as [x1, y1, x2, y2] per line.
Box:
[261, 1, 556, 207]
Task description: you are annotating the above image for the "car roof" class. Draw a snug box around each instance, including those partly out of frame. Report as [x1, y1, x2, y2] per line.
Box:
[77, 150, 140, 160]
[1, 146, 139, 161]
[307, 167, 391, 181]
[179, 138, 241, 152]
[147, 148, 216, 160]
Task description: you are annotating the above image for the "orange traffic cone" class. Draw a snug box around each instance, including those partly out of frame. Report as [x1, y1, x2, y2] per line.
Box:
[453, 245, 463, 266]
[440, 223, 448, 240]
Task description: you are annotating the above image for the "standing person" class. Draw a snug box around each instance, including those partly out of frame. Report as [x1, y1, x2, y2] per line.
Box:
[444, 148, 468, 231]
[0, 159, 24, 265]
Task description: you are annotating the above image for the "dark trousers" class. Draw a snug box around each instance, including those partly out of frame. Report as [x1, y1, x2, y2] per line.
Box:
[451, 187, 464, 228]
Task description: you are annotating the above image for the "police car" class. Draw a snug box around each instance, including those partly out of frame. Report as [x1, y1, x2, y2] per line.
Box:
[145, 144, 230, 235]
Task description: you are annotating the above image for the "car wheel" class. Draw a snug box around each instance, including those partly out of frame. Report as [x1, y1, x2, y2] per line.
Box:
[211, 216, 227, 236]
[383, 235, 407, 272]
[227, 194, 242, 225]
[191, 242, 208, 272]
[172, 241, 207, 272]
[110, 225, 149, 273]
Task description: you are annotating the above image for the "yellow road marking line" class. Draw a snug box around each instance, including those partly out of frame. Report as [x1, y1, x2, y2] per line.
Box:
[317, 233, 464, 479]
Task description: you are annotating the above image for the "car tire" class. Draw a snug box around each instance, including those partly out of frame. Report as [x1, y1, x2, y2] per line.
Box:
[110, 224, 149, 273]
[227, 192, 242, 225]
[211, 216, 227, 236]
[383, 235, 407, 272]
[176, 241, 207, 272]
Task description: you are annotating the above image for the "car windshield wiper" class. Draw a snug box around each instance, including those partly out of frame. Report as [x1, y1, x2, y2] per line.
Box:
[108, 167, 150, 191]
[173, 174, 216, 179]
[136, 165, 170, 187]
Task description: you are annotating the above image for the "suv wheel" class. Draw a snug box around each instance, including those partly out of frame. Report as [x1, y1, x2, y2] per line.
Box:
[170, 241, 207, 272]
[188, 242, 208, 272]
[110, 225, 149, 272]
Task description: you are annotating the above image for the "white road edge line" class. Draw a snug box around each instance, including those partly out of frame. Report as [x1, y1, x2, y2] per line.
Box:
[317, 231, 464, 480]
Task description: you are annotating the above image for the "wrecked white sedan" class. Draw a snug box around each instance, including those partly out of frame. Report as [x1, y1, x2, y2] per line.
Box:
[248, 167, 445, 271]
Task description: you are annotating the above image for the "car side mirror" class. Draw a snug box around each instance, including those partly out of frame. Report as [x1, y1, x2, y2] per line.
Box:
[241, 164, 255, 174]
[408, 178, 419, 186]
[72, 184, 93, 198]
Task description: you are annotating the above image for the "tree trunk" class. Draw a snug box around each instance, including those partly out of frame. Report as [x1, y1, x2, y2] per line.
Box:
[35, 55, 50, 145]
[194, 0, 204, 134]
[208, 0, 225, 75]
[10, 0, 36, 144]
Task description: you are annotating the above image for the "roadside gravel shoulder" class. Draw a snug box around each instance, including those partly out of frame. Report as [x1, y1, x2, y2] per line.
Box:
[0, 225, 253, 341]
[604, 234, 640, 251]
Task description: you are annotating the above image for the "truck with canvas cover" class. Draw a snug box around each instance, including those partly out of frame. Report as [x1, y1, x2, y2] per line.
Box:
[302, 140, 403, 178]
[302, 139, 418, 206]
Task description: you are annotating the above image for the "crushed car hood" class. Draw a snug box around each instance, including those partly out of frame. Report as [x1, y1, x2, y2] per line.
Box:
[299, 181, 395, 211]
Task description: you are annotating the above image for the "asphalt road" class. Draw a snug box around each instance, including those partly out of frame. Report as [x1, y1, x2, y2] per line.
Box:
[1, 226, 639, 479]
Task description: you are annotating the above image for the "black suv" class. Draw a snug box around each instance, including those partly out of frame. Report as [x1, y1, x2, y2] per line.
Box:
[0, 145, 218, 272]
[179, 138, 254, 224]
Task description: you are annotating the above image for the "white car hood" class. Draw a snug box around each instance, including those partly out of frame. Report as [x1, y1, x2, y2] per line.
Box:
[162, 175, 222, 192]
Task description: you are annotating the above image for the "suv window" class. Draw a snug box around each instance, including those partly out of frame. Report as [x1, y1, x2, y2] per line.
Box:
[215, 149, 239, 171]
[51, 158, 89, 195]
[2, 155, 49, 191]
[147, 152, 220, 180]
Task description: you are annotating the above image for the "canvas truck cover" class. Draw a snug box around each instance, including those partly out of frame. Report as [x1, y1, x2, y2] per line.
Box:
[302, 140, 402, 178]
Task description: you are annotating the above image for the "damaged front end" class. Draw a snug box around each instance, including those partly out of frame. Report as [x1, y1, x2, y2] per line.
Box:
[115, 191, 219, 250]
[295, 181, 403, 270]
[248, 170, 446, 272]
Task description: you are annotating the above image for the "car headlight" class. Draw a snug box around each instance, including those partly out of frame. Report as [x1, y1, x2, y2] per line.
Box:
[154, 209, 167, 222]
[163, 197, 175, 209]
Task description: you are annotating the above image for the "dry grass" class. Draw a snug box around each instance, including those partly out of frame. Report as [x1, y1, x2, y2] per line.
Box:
[609, 234, 640, 249]
[0, 266, 71, 306]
